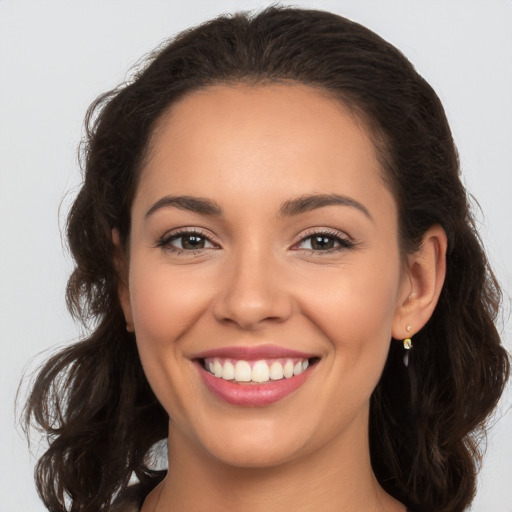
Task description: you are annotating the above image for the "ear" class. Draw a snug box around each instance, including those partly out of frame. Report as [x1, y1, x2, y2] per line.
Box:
[392, 225, 447, 340]
[112, 228, 134, 332]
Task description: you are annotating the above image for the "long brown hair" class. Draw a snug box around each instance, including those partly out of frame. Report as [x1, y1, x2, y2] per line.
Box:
[23, 6, 509, 512]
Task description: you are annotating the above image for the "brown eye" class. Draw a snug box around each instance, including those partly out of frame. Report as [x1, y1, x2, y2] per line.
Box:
[310, 235, 336, 250]
[295, 232, 354, 252]
[180, 234, 207, 250]
[157, 230, 217, 252]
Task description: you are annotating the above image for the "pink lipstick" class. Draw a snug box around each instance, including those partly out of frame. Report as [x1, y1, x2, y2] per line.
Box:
[192, 345, 318, 407]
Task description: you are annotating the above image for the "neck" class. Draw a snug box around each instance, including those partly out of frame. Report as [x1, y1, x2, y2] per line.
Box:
[145, 416, 405, 512]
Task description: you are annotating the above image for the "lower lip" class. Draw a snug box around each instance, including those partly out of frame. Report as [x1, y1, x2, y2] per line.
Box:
[196, 362, 313, 407]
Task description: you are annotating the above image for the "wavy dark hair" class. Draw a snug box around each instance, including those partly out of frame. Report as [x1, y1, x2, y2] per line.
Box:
[23, 6, 509, 512]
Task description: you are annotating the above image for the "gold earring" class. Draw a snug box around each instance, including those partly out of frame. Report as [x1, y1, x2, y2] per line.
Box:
[403, 324, 412, 349]
[403, 325, 413, 366]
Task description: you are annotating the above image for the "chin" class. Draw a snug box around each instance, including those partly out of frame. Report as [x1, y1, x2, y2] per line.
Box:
[188, 414, 319, 470]
[208, 438, 304, 469]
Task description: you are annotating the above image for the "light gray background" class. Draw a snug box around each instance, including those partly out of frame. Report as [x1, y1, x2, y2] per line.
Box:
[1, 1, 511, 511]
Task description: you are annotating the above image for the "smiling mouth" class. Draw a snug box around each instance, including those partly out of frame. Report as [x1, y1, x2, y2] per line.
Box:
[199, 357, 320, 384]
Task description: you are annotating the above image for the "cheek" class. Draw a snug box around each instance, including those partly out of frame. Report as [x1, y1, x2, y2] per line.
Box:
[126, 257, 217, 417]
[300, 257, 401, 373]
[128, 258, 213, 351]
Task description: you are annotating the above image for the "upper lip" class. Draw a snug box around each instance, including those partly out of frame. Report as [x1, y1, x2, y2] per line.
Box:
[191, 344, 318, 361]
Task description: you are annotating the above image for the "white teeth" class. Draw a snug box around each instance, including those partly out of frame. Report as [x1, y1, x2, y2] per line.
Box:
[269, 361, 284, 380]
[251, 360, 270, 382]
[205, 357, 312, 383]
[222, 360, 235, 380]
[283, 360, 294, 379]
[213, 360, 223, 378]
[234, 360, 252, 382]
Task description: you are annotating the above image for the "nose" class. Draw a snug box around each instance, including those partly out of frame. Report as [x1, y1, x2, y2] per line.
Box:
[212, 247, 293, 330]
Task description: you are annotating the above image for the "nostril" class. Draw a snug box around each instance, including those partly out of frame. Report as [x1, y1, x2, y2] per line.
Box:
[211, 276, 294, 329]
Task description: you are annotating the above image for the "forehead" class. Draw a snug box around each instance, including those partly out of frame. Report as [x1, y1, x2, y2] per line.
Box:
[135, 83, 395, 221]
[147, 83, 376, 166]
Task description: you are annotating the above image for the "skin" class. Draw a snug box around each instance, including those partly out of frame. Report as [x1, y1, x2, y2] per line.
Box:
[116, 83, 447, 512]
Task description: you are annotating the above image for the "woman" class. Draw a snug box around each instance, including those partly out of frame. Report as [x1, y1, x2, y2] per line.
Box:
[23, 6, 509, 512]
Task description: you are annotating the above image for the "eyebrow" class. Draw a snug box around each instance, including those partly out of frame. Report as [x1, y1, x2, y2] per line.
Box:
[145, 192, 372, 221]
[145, 195, 223, 218]
[279, 193, 373, 221]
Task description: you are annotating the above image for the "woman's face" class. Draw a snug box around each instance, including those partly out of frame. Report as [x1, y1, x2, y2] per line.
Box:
[120, 84, 410, 468]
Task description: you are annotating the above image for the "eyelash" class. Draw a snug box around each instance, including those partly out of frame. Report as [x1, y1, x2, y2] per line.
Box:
[155, 228, 218, 255]
[155, 228, 356, 255]
[291, 229, 356, 254]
